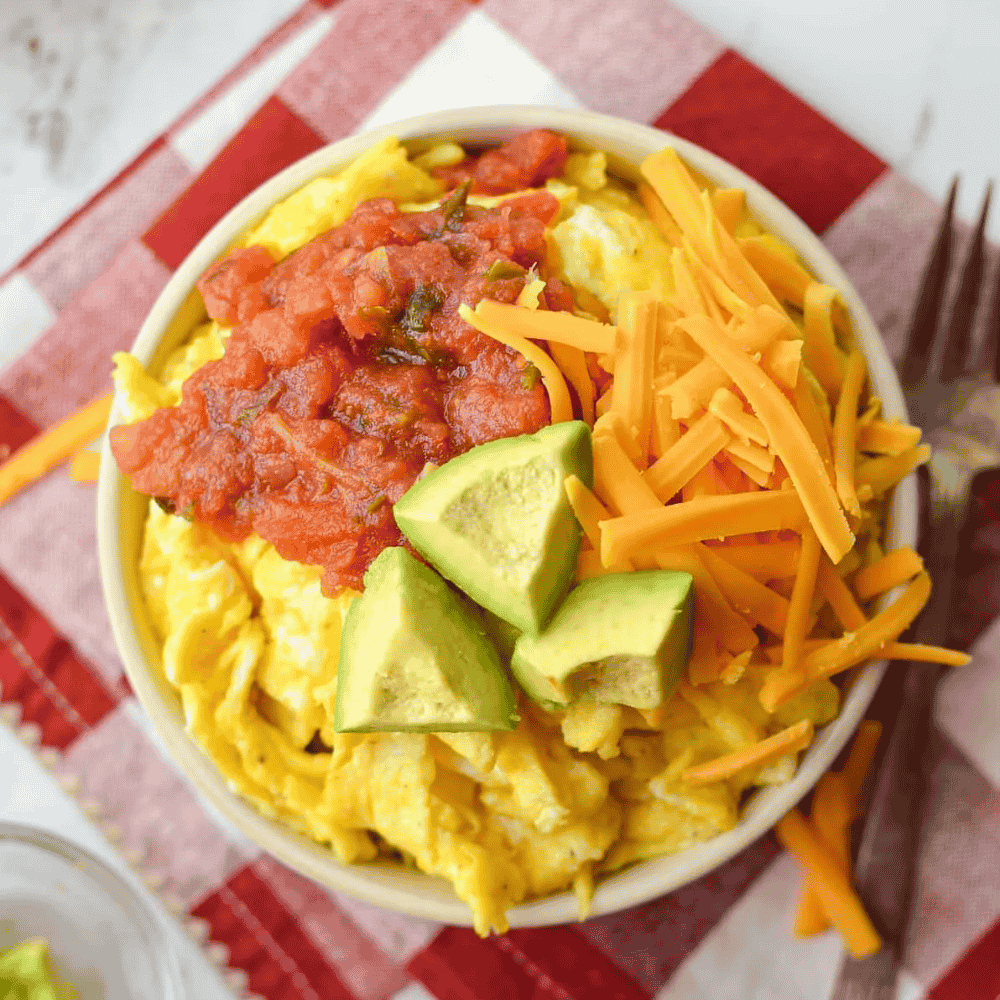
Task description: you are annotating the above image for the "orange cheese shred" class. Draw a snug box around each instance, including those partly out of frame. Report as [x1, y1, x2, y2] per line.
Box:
[592, 431, 662, 519]
[853, 547, 925, 601]
[724, 438, 774, 475]
[856, 420, 922, 456]
[711, 188, 746, 236]
[672, 247, 722, 322]
[776, 808, 882, 959]
[458, 303, 573, 424]
[655, 545, 759, 656]
[651, 382, 681, 458]
[816, 555, 868, 631]
[833, 349, 867, 519]
[761, 339, 803, 390]
[803, 283, 848, 401]
[779, 526, 822, 676]
[663, 358, 730, 419]
[611, 291, 659, 448]
[470, 298, 617, 353]
[697, 542, 791, 638]
[843, 719, 883, 810]
[763, 639, 958, 691]
[549, 341, 596, 425]
[686, 601, 729, 685]
[725, 452, 771, 488]
[601, 490, 809, 567]
[739, 235, 812, 308]
[682, 719, 814, 786]
[793, 772, 854, 936]
[600, 412, 647, 471]
[69, 450, 101, 483]
[767, 571, 933, 708]
[792, 369, 835, 485]
[645, 412, 731, 502]
[640, 148, 785, 315]
[855, 445, 931, 495]
[564, 475, 628, 560]
[795, 720, 882, 938]
[708, 388, 768, 446]
[0, 392, 113, 506]
[880, 642, 970, 667]
[677, 315, 854, 563]
[710, 540, 801, 582]
[637, 180, 684, 246]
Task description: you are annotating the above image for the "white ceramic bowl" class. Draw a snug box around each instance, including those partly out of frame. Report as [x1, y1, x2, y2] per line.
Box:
[97, 106, 915, 928]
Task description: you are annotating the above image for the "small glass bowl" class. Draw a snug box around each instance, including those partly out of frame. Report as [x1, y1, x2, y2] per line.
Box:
[0, 823, 183, 999]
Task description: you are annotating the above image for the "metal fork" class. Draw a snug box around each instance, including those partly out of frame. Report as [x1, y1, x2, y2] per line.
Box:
[830, 181, 1000, 1000]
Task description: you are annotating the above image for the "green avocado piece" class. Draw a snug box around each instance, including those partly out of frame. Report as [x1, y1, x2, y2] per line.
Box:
[510, 571, 695, 710]
[393, 421, 592, 634]
[0, 939, 72, 1000]
[333, 547, 518, 732]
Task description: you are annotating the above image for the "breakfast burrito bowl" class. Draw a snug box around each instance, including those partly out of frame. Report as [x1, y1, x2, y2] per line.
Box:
[97, 106, 919, 932]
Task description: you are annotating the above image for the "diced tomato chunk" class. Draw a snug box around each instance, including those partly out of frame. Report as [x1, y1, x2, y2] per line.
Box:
[433, 129, 568, 196]
[198, 246, 276, 323]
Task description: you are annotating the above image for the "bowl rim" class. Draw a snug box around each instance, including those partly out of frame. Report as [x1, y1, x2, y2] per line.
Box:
[97, 104, 915, 929]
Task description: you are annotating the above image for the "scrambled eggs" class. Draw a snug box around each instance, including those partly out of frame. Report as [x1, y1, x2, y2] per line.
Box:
[115, 137, 840, 935]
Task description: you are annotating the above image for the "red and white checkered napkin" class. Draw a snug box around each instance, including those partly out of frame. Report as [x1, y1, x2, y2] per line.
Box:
[1, 2, 998, 998]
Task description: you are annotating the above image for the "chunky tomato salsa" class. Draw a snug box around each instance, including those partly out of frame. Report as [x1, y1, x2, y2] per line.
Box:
[111, 130, 573, 593]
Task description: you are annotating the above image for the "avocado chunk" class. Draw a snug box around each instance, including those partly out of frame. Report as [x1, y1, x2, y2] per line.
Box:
[393, 421, 592, 634]
[0, 939, 76, 1000]
[510, 571, 695, 710]
[334, 547, 518, 732]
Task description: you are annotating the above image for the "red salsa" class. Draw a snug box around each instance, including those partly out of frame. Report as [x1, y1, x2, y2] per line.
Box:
[111, 130, 574, 593]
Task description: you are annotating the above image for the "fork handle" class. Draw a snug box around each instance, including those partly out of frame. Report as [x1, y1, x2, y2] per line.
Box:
[831, 949, 902, 1000]
[854, 660, 944, 939]
[830, 491, 960, 998]
[829, 659, 944, 1000]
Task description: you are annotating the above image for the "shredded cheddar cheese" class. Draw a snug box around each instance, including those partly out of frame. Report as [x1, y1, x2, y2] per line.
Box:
[738, 235, 812, 308]
[778, 526, 822, 685]
[600, 491, 809, 567]
[761, 339, 803, 389]
[710, 540, 801, 582]
[776, 809, 882, 959]
[645, 413, 731, 502]
[855, 420, 922, 456]
[677, 316, 854, 563]
[591, 431, 662, 516]
[469, 298, 617, 353]
[855, 445, 931, 495]
[683, 719, 814, 786]
[833, 349, 867, 519]
[803, 283, 848, 401]
[549, 341, 596, 426]
[69, 450, 101, 483]
[767, 572, 933, 709]
[794, 721, 882, 938]
[793, 772, 854, 936]
[708, 388, 768, 446]
[611, 291, 658, 449]
[458, 302, 573, 424]
[0, 392, 113, 506]
[697, 542, 791, 638]
[853, 547, 924, 601]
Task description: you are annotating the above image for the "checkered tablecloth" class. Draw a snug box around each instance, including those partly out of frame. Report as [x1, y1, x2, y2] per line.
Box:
[1, 2, 999, 998]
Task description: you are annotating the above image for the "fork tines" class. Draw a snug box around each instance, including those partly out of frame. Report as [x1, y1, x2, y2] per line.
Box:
[900, 179, 998, 388]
